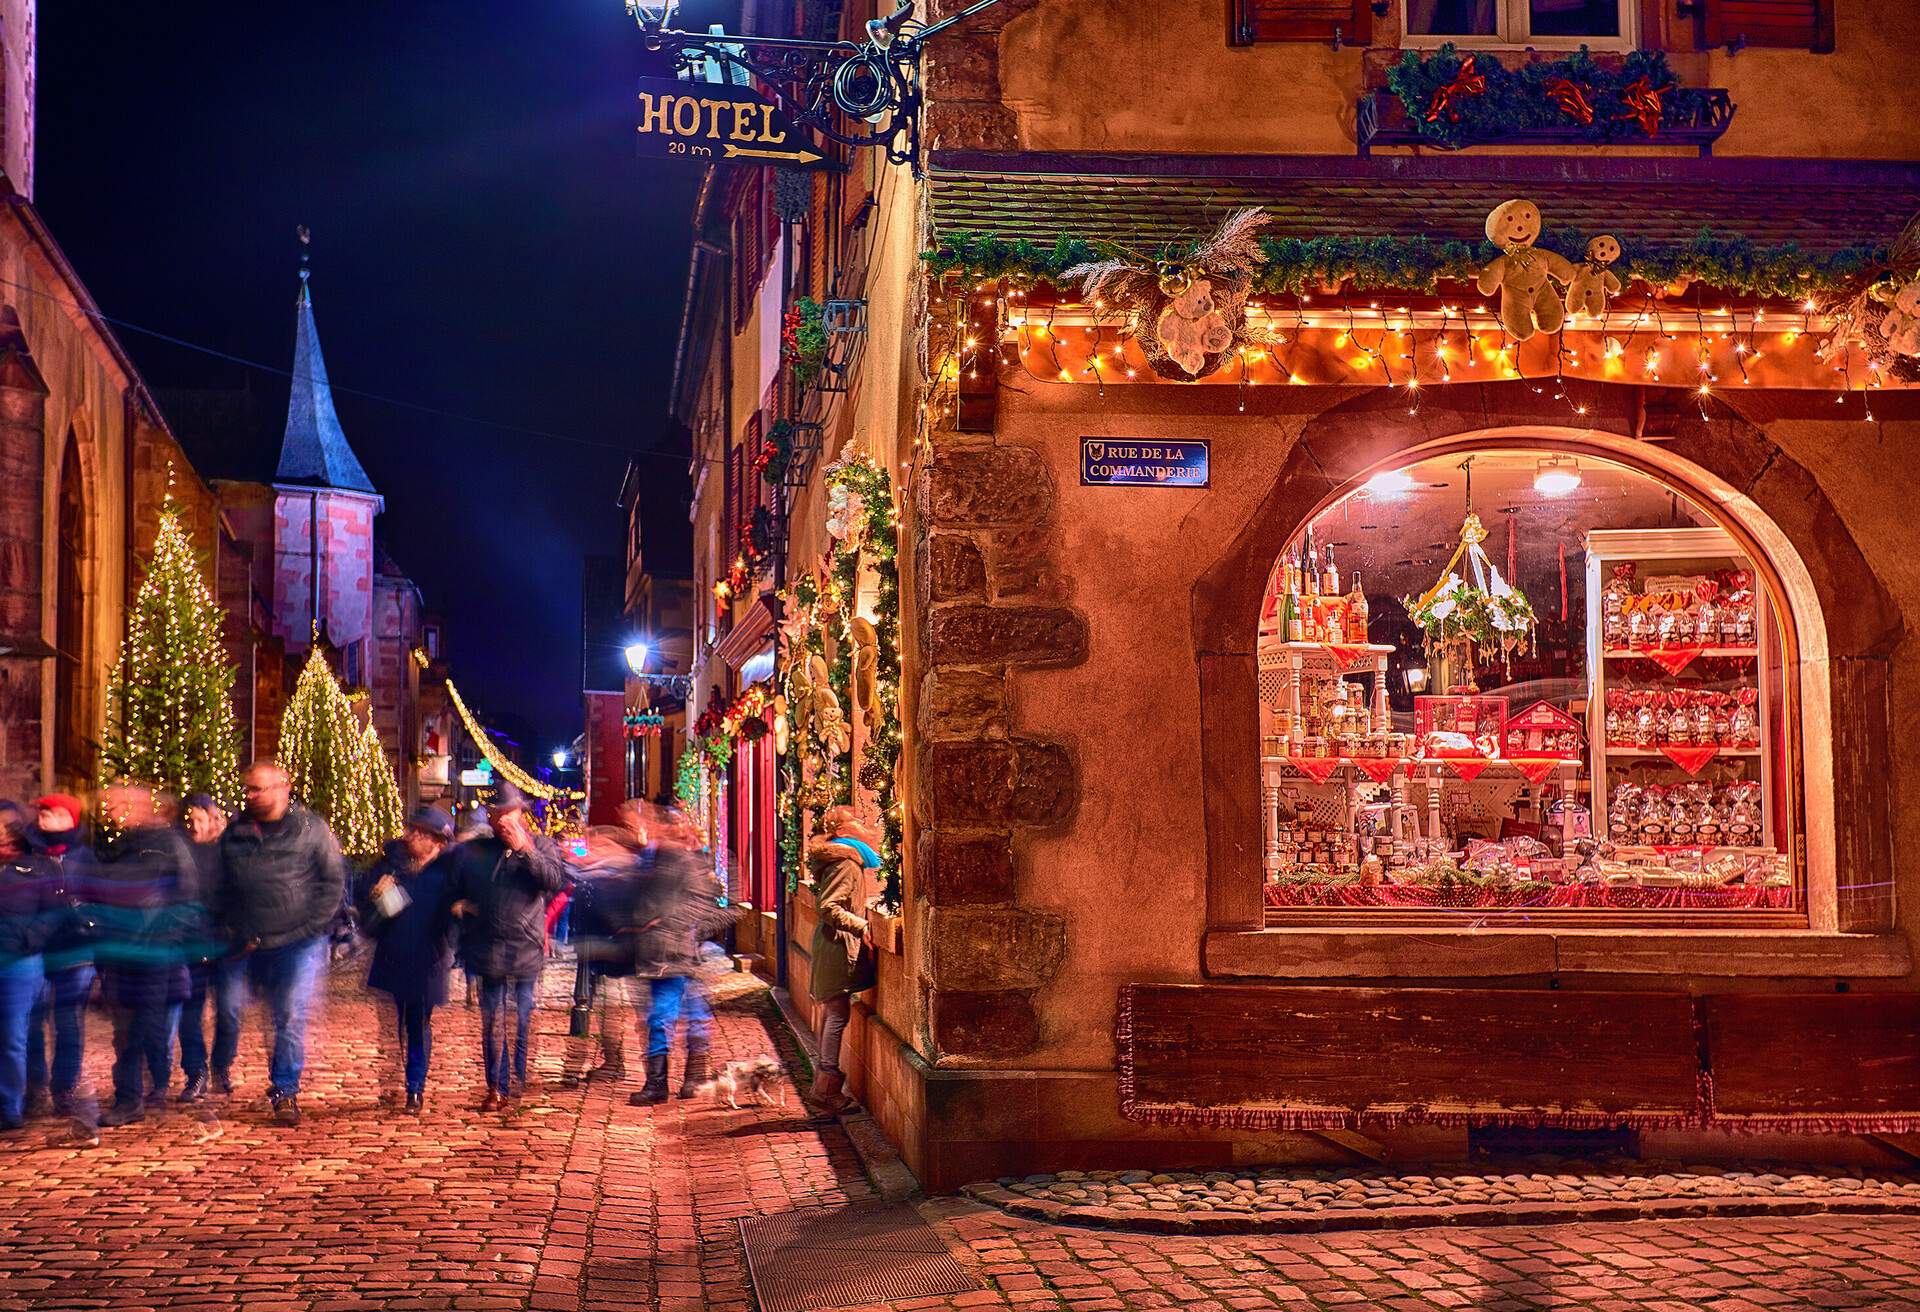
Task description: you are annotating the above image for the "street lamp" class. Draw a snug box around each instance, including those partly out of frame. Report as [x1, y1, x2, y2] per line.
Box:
[624, 641, 652, 674]
[551, 749, 568, 770]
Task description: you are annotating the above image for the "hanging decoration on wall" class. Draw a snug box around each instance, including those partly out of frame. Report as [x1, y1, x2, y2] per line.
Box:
[774, 455, 903, 907]
[1817, 217, 1920, 383]
[783, 296, 828, 388]
[1477, 199, 1577, 342]
[1406, 501, 1537, 691]
[1386, 45, 1723, 150]
[1564, 235, 1624, 323]
[1063, 208, 1273, 380]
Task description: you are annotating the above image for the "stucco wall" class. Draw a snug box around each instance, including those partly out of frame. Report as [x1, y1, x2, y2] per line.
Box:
[979, 0, 1920, 160]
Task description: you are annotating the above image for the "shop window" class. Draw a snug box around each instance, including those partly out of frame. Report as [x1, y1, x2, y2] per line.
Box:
[1257, 448, 1798, 920]
[1403, 0, 1635, 48]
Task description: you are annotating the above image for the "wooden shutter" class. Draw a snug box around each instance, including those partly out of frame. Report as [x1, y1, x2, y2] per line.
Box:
[1229, 0, 1372, 45]
[723, 434, 741, 560]
[1699, 0, 1833, 51]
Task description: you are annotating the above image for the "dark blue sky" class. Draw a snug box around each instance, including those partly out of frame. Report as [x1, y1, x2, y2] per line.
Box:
[37, 2, 726, 753]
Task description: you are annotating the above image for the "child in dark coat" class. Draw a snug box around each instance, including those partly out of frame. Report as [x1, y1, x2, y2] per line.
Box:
[356, 807, 457, 1114]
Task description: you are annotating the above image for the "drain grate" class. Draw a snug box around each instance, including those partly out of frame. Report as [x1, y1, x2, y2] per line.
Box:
[739, 1203, 979, 1312]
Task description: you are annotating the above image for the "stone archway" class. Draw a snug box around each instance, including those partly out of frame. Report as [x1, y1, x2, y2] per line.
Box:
[1192, 382, 1899, 936]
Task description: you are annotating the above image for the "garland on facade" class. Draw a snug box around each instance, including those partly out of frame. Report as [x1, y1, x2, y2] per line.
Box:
[924, 230, 1887, 300]
[756, 419, 795, 486]
[776, 455, 904, 908]
[445, 678, 584, 801]
[1386, 46, 1719, 150]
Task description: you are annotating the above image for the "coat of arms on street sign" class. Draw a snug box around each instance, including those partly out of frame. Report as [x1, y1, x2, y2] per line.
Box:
[636, 76, 828, 167]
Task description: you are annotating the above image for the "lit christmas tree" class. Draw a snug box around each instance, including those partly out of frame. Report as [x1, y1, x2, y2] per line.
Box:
[99, 496, 244, 811]
[279, 645, 403, 859]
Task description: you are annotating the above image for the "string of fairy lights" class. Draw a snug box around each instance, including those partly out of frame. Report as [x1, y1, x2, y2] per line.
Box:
[279, 646, 405, 859]
[444, 678, 585, 802]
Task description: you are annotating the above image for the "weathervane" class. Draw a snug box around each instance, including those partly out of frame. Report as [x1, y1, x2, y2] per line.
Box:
[626, 0, 1011, 174]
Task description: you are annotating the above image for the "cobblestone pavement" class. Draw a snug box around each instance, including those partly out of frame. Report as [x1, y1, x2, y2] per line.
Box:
[2, 957, 1919, 1311]
[965, 1163, 1920, 1233]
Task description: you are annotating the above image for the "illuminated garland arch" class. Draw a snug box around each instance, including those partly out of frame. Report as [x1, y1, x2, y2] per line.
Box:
[445, 678, 584, 801]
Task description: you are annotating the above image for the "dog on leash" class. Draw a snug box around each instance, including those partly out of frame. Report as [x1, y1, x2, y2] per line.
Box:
[703, 1055, 786, 1109]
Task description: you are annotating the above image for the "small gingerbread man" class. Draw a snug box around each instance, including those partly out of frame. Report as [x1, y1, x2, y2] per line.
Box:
[1564, 234, 1624, 322]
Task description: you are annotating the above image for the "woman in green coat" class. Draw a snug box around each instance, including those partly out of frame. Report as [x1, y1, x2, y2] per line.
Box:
[807, 807, 879, 1115]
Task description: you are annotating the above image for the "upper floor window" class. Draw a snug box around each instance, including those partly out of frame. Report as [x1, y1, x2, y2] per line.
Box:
[1404, 0, 1635, 49]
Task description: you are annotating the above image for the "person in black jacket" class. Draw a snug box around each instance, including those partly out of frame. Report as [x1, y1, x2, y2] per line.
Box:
[626, 803, 730, 1107]
[445, 783, 566, 1110]
[216, 761, 346, 1126]
[91, 785, 197, 1127]
[174, 793, 239, 1103]
[356, 806, 456, 1114]
[0, 802, 61, 1132]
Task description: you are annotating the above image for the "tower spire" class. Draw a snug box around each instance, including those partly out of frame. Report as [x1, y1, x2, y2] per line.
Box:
[274, 226, 376, 494]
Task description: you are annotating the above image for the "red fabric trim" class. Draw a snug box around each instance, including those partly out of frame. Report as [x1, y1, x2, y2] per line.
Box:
[1287, 756, 1342, 784]
[1646, 645, 1707, 676]
[1446, 758, 1491, 783]
[1660, 744, 1721, 776]
[1351, 757, 1402, 784]
[1510, 758, 1561, 785]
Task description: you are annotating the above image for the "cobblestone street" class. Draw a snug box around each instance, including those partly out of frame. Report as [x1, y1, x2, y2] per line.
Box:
[2, 960, 1919, 1312]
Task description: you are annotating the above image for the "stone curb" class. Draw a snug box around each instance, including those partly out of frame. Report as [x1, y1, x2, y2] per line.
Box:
[959, 1182, 1920, 1235]
[769, 986, 922, 1203]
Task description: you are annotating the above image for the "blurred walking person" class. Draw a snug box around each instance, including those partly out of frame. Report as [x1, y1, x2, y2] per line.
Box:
[805, 807, 882, 1116]
[628, 804, 728, 1107]
[446, 783, 565, 1110]
[22, 793, 97, 1119]
[216, 761, 345, 1126]
[175, 793, 239, 1102]
[92, 785, 196, 1127]
[567, 819, 649, 1082]
[356, 806, 457, 1113]
[0, 803, 61, 1132]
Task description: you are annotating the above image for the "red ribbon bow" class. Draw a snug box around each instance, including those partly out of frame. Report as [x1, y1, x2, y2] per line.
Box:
[1615, 76, 1665, 137]
[1543, 76, 1595, 126]
[1425, 54, 1487, 123]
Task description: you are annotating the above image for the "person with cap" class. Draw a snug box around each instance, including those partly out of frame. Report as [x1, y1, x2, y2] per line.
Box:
[215, 760, 346, 1127]
[444, 782, 566, 1110]
[1, 802, 62, 1132]
[172, 793, 239, 1103]
[22, 792, 98, 1121]
[356, 805, 458, 1113]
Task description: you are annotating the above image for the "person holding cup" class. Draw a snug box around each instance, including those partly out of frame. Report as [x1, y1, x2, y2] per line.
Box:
[357, 806, 457, 1114]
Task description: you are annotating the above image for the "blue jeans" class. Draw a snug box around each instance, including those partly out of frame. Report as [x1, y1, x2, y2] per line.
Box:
[245, 938, 322, 1096]
[392, 999, 434, 1094]
[110, 997, 182, 1111]
[26, 963, 95, 1099]
[0, 956, 43, 1124]
[179, 959, 244, 1083]
[478, 977, 535, 1092]
[644, 975, 711, 1059]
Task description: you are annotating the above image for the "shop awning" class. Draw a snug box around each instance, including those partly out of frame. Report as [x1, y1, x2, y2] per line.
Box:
[715, 594, 777, 673]
[926, 152, 1920, 255]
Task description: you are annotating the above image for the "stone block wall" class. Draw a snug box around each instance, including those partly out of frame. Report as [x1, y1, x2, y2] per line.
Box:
[272, 488, 378, 653]
[910, 435, 1085, 1067]
[0, 305, 46, 800]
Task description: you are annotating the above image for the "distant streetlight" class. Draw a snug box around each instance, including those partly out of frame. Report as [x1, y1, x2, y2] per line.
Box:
[551, 749, 568, 769]
[624, 641, 652, 674]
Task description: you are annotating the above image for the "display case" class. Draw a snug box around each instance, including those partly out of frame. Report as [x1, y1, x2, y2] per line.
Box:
[1584, 527, 1779, 857]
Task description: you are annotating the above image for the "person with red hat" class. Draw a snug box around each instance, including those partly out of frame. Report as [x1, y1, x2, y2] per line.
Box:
[22, 793, 98, 1124]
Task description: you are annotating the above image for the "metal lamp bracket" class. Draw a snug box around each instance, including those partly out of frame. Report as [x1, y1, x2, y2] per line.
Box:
[628, 0, 1012, 176]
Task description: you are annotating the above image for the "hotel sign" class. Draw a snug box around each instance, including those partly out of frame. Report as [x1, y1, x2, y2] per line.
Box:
[635, 77, 827, 167]
[1080, 438, 1209, 488]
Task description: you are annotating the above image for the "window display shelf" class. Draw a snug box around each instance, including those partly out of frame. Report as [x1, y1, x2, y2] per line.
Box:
[1602, 647, 1758, 661]
[1603, 747, 1762, 758]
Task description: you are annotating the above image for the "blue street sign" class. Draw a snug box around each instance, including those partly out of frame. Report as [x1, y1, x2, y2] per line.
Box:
[1080, 438, 1209, 488]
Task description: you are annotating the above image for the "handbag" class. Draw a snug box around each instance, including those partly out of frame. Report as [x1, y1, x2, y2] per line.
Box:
[847, 938, 878, 993]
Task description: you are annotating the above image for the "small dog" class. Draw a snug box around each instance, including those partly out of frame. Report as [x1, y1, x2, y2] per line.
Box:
[703, 1055, 786, 1109]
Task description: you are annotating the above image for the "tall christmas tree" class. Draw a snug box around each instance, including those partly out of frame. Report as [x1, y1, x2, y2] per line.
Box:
[99, 496, 243, 810]
[279, 645, 403, 859]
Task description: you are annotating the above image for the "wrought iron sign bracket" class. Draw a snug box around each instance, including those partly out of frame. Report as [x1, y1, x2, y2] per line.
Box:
[628, 0, 1012, 176]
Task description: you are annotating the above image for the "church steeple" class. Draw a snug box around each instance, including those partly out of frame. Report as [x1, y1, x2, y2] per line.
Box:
[275, 228, 376, 494]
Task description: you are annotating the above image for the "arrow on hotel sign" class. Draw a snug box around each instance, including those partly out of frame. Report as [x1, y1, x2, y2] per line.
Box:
[635, 76, 832, 169]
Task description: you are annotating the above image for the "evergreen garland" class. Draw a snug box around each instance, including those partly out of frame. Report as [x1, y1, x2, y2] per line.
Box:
[1386, 45, 1719, 150]
[99, 499, 244, 812]
[924, 230, 1886, 299]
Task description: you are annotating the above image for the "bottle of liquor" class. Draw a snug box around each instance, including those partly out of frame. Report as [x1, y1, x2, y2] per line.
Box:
[1322, 544, 1339, 596]
[1285, 582, 1304, 642]
[1349, 573, 1369, 638]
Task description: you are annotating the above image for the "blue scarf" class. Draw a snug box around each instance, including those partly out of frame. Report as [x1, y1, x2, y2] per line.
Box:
[837, 837, 881, 869]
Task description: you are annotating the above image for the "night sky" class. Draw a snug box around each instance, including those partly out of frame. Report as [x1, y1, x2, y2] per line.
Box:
[37, 1, 732, 754]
